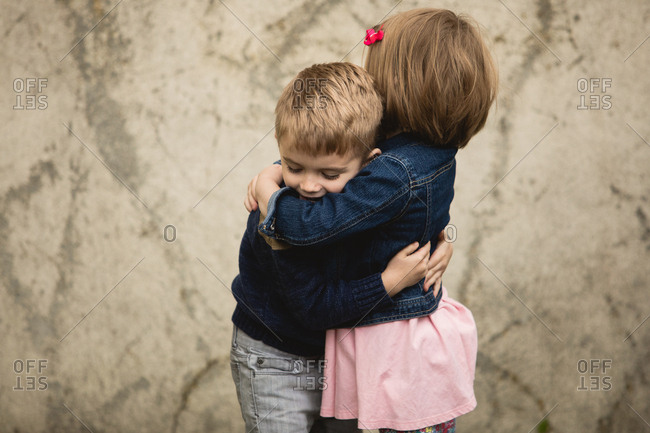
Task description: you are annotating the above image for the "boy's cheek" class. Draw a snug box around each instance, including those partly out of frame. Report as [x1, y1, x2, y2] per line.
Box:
[329, 175, 356, 193]
[280, 170, 296, 189]
[329, 184, 345, 194]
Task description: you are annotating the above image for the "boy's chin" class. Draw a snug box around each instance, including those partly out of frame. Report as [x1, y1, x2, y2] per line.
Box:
[299, 195, 321, 202]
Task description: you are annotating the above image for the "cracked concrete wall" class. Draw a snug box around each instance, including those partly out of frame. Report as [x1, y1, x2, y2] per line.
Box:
[1, 0, 648, 432]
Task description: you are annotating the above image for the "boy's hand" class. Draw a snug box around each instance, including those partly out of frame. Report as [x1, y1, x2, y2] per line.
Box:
[423, 230, 453, 296]
[244, 164, 283, 214]
[381, 241, 430, 297]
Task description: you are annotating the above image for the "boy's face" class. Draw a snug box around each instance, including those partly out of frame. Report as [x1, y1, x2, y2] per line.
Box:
[278, 143, 378, 199]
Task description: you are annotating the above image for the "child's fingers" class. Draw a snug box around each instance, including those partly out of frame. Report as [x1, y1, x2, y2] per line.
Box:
[426, 272, 441, 288]
[423, 268, 441, 291]
[428, 247, 441, 263]
[426, 260, 442, 275]
[412, 241, 431, 259]
[245, 197, 257, 212]
[421, 251, 430, 266]
[433, 279, 442, 297]
[415, 254, 427, 273]
[427, 259, 439, 276]
[423, 273, 432, 291]
[244, 190, 258, 211]
[422, 266, 431, 290]
[245, 180, 259, 211]
[425, 267, 433, 284]
[399, 242, 421, 257]
[431, 236, 452, 257]
[244, 189, 253, 211]
[428, 245, 448, 266]
[414, 253, 429, 277]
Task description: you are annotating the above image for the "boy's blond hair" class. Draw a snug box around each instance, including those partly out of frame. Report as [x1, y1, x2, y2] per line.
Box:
[275, 62, 383, 159]
[366, 8, 498, 148]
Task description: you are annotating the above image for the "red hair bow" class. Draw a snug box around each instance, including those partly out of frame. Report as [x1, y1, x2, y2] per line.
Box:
[364, 25, 384, 46]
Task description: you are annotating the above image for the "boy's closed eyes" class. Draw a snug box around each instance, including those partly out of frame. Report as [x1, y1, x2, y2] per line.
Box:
[279, 143, 380, 200]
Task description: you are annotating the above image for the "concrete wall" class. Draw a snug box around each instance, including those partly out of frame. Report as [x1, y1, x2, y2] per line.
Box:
[2, 0, 649, 431]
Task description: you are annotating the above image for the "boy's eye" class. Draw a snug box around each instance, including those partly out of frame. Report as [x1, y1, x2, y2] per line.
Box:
[322, 173, 340, 180]
[287, 166, 302, 174]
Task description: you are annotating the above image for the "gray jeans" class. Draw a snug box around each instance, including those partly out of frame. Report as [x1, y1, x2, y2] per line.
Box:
[230, 326, 360, 433]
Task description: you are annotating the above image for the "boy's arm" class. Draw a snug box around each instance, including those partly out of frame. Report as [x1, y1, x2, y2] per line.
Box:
[257, 156, 411, 246]
[271, 242, 429, 330]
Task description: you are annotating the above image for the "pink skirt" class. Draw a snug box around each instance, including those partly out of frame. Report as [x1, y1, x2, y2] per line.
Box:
[320, 287, 478, 431]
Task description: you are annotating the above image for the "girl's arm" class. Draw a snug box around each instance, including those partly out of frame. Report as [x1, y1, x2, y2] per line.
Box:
[247, 166, 453, 293]
[272, 242, 431, 330]
[244, 163, 283, 215]
[253, 155, 412, 246]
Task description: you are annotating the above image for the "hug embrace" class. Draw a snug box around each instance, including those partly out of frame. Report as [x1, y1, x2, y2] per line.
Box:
[230, 8, 497, 433]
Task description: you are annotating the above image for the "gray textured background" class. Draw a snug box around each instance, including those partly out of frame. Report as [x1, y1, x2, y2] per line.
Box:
[2, 0, 649, 432]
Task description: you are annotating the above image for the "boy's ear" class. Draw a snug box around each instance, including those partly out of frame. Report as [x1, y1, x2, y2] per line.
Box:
[367, 148, 382, 160]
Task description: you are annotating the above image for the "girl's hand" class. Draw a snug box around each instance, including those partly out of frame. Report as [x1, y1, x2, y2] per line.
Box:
[244, 164, 283, 214]
[244, 174, 260, 212]
[423, 230, 453, 296]
[381, 242, 430, 297]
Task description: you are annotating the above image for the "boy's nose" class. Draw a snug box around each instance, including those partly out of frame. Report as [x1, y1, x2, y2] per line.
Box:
[300, 177, 321, 193]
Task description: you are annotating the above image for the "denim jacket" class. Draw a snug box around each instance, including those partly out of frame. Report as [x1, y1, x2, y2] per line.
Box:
[259, 132, 457, 326]
[231, 209, 393, 356]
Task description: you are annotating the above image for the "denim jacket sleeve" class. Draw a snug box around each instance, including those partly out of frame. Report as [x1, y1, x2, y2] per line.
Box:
[270, 246, 394, 330]
[258, 155, 411, 246]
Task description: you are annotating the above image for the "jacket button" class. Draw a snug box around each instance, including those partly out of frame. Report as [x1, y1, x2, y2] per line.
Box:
[257, 358, 264, 365]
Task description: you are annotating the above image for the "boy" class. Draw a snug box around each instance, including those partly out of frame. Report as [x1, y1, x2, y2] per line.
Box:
[230, 62, 439, 432]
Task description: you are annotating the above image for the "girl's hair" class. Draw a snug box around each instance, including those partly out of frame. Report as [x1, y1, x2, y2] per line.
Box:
[365, 8, 498, 148]
[275, 62, 383, 159]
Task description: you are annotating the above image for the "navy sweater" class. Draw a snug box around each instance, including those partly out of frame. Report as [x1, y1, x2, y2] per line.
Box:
[231, 210, 391, 356]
